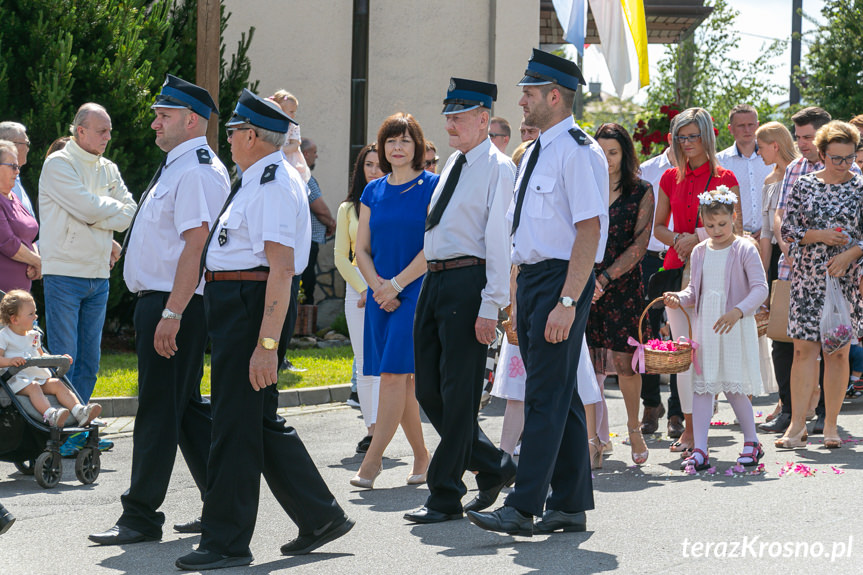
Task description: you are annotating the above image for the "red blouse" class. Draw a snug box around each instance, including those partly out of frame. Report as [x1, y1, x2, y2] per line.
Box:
[659, 161, 738, 270]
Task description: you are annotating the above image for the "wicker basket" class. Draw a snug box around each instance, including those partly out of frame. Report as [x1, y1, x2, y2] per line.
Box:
[503, 305, 518, 346]
[636, 297, 694, 374]
[755, 306, 769, 338]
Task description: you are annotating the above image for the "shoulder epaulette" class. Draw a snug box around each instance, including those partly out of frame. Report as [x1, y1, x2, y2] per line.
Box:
[196, 148, 212, 164]
[260, 163, 278, 184]
[569, 127, 589, 145]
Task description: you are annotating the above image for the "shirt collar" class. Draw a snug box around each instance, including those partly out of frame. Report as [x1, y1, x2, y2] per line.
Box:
[538, 115, 576, 149]
[684, 159, 711, 178]
[66, 138, 102, 164]
[463, 137, 492, 166]
[241, 150, 284, 186]
[733, 142, 759, 159]
[166, 136, 209, 167]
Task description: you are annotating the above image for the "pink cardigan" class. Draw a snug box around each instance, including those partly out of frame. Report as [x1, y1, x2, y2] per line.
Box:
[677, 236, 768, 317]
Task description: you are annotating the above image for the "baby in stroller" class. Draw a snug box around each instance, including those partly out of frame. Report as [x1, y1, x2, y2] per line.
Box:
[0, 290, 101, 428]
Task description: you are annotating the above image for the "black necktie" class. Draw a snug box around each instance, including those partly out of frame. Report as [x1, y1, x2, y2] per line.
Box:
[199, 179, 243, 280]
[425, 153, 467, 231]
[511, 139, 542, 234]
[119, 158, 165, 259]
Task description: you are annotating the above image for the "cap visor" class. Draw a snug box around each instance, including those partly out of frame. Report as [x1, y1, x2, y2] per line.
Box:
[442, 103, 480, 115]
[517, 75, 552, 87]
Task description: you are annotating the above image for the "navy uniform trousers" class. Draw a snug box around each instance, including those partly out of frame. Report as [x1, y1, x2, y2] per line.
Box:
[118, 292, 211, 538]
[505, 259, 595, 517]
[199, 279, 343, 557]
[414, 265, 516, 515]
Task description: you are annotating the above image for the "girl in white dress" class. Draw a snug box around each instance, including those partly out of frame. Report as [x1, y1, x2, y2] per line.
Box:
[664, 188, 769, 471]
[0, 290, 101, 427]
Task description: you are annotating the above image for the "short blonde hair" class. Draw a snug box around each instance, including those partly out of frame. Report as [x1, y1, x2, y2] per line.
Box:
[271, 90, 298, 106]
[755, 121, 799, 165]
[814, 120, 860, 156]
[0, 290, 34, 325]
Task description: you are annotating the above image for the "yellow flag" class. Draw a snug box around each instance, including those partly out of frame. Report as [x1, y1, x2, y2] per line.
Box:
[620, 0, 650, 88]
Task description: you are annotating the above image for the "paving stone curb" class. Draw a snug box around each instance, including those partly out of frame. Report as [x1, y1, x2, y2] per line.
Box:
[92, 383, 353, 417]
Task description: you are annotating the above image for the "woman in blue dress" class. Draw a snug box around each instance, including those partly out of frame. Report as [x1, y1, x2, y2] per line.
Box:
[351, 113, 439, 488]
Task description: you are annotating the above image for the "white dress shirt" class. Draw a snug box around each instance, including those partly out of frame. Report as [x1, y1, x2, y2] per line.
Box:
[717, 142, 772, 234]
[638, 150, 673, 253]
[508, 116, 609, 266]
[424, 138, 516, 319]
[205, 151, 311, 274]
[124, 137, 230, 294]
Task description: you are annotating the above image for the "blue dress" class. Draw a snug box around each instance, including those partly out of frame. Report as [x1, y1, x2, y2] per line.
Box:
[361, 171, 438, 375]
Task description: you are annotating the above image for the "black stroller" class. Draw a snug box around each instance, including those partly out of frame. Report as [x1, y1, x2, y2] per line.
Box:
[0, 355, 102, 488]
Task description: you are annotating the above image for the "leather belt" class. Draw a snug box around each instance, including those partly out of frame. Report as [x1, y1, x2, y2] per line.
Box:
[427, 256, 486, 273]
[204, 270, 270, 282]
[646, 250, 666, 260]
[136, 290, 165, 298]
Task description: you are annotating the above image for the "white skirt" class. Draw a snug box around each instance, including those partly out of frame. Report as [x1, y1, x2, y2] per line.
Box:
[491, 336, 601, 405]
[692, 289, 764, 396]
[4, 366, 52, 395]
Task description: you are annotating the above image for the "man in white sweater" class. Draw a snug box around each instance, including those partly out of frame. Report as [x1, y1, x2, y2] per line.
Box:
[38, 103, 136, 422]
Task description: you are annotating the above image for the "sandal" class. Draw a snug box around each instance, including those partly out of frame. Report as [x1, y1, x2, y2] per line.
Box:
[680, 448, 709, 471]
[775, 428, 808, 449]
[669, 439, 693, 453]
[823, 436, 842, 449]
[628, 428, 649, 465]
[736, 441, 764, 467]
[588, 436, 603, 469]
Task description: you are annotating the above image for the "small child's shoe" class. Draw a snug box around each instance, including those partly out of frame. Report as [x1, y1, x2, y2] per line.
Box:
[680, 448, 709, 471]
[43, 407, 70, 428]
[73, 403, 102, 426]
[736, 442, 764, 467]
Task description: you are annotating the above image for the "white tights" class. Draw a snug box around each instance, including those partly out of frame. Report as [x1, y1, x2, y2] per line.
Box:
[692, 392, 759, 459]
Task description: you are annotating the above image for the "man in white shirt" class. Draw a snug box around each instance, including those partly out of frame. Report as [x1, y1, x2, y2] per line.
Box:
[90, 75, 229, 546]
[406, 78, 517, 525]
[488, 116, 511, 153]
[468, 49, 608, 537]
[717, 104, 772, 238]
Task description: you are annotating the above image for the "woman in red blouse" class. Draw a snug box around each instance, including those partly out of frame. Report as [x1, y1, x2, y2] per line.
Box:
[653, 107, 740, 455]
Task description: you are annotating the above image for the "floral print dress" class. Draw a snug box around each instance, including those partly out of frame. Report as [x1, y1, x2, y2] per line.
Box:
[781, 172, 863, 341]
[587, 180, 654, 357]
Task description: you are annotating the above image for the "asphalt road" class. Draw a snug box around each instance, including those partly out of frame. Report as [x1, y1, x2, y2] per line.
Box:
[2, 384, 862, 575]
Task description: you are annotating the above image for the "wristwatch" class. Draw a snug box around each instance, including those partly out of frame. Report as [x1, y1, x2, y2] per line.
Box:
[259, 337, 278, 350]
[161, 308, 182, 320]
[559, 296, 575, 308]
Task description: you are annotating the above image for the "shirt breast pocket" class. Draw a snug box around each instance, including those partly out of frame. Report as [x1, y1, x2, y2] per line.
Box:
[526, 176, 556, 219]
[142, 186, 170, 222]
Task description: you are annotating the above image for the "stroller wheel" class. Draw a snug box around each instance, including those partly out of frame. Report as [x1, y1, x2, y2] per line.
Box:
[75, 447, 101, 484]
[14, 459, 35, 476]
[35, 451, 62, 488]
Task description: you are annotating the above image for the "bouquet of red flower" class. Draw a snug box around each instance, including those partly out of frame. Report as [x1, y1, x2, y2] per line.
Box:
[632, 103, 681, 157]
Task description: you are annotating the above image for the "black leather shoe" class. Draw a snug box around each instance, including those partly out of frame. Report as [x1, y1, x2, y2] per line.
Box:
[467, 506, 533, 537]
[356, 435, 372, 454]
[534, 509, 587, 533]
[173, 517, 202, 534]
[280, 514, 355, 555]
[759, 412, 791, 434]
[176, 549, 253, 570]
[0, 503, 15, 536]
[464, 468, 517, 513]
[811, 414, 825, 435]
[667, 415, 685, 439]
[88, 524, 159, 545]
[403, 506, 462, 524]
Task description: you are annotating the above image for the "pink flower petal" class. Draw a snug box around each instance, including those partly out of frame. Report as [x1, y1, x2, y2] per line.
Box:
[684, 464, 696, 475]
[831, 466, 845, 475]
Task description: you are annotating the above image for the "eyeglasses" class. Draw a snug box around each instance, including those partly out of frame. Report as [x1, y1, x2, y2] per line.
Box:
[488, 133, 507, 139]
[825, 153, 857, 166]
[0, 163, 21, 172]
[226, 126, 256, 139]
[674, 134, 702, 144]
[424, 157, 439, 168]
[12, 140, 30, 148]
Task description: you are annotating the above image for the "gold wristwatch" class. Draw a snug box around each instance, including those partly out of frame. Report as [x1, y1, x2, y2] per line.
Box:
[259, 337, 278, 350]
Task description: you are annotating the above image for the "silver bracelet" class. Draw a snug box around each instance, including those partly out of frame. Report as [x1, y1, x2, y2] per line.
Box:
[390, 277, 404, 293]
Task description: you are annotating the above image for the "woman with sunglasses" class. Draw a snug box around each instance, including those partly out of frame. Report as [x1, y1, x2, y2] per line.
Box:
[0, 140, 40, 292]
[777, 120, 863, 450]
[653, 108, 740, 456]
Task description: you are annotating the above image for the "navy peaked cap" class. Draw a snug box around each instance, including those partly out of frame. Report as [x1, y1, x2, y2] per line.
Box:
[518, 49, 585, 91]
[442, 78, 497, 115]
[226, 89, 296, 133]
[152, 74, 219, 119]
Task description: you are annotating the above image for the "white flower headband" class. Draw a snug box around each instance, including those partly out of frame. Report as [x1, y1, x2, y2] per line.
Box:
[698, 184, 738, 206]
